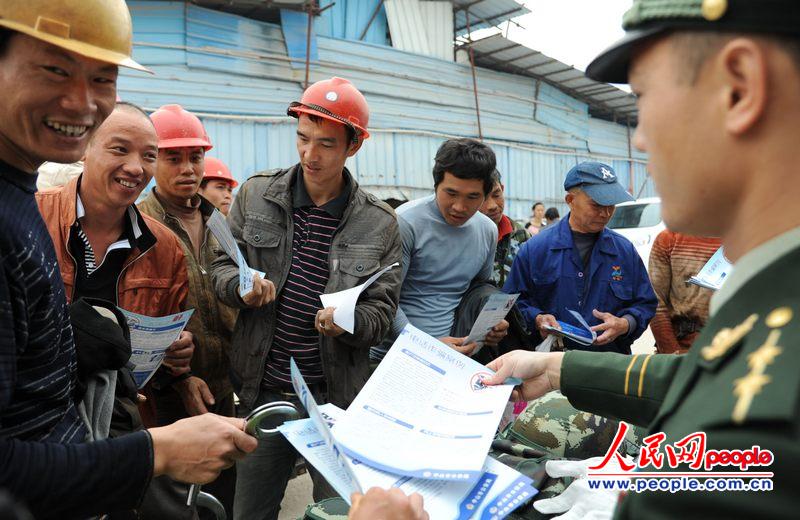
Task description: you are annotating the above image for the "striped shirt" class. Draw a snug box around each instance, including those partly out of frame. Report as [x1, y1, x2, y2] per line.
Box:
[0, 162, 85, 444]
[648, 230, 723, 353]
[262, 174, 350, 388]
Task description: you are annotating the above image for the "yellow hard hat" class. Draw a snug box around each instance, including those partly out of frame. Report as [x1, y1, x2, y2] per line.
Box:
[0, 0, 149, 72]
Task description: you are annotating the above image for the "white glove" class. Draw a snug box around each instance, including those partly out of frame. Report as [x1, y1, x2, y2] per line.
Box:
[533, 456, 632, 520]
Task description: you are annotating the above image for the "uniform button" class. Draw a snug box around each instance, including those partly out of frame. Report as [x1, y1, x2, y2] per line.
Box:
[578, 272, 584, 278]
[578, 300, 582, 306]
[253, 234, 261, 242]
[356, 264, 364, 272]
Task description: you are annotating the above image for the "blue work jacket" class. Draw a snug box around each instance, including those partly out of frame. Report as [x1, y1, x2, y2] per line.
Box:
[503, 215, 657, 354]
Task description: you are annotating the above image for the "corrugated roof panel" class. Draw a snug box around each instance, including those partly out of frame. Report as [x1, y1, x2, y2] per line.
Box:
[385, 0, 431, 56]
[420, 1, 454, 61]
[464, 33, 638, 123]
[452, 0, 530, 34]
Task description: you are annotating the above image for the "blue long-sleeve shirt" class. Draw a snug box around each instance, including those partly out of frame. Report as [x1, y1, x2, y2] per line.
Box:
[373, 196, 496, 359]
[0, 163, 152, 519]
[504, 215, 657, 354]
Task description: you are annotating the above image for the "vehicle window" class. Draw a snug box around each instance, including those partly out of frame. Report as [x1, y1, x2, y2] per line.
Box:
[608, 203, 662, 229]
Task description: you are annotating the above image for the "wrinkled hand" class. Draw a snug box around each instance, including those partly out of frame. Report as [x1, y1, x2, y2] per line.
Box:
[439, 336, 479, 356]
[533, 457, 632, 520]
[349, 488, 429, 520]
[241, 273, 276, 308]
[535, 314, 559, 338]
[484, 350, 564, 401]
[174, 376, 215, 415]
[150, 414, 257, 484]
[315, 307, 346, 337]
[163, 331, 193, 376]
[590, 310, 629, 345]
[484, 319, 510, 347]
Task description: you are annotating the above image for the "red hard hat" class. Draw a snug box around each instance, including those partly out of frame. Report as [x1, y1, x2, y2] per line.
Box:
[150, 104, 213, 151]
[287, 77, 370, 142]
[203, 157, 238, 188]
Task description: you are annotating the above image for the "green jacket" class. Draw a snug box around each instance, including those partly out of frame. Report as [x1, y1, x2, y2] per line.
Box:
[139, 191, 238, 400]
[210, 165, 402, 410]
[561, 243, 800, 519]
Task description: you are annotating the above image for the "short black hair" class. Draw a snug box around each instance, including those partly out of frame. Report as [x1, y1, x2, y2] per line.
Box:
[532, 201, 544, 211]
[199, 178, 210, 190]
[432, 138, 496, 195]
[489, 169, 501, 186]
[307, 113, 356, 145]
[545, 207, 560, 220]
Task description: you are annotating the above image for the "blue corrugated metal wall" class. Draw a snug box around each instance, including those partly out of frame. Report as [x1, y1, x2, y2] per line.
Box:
[316, 0, 389, 46]
[123, 1, 652, 220]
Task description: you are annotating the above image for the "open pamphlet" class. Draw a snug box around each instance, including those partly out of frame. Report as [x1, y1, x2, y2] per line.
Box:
[279, 402, 537, 519]
[688, 247, 732, 291]
[120, 308, 194, 388]
[206, 209, 266, 296]
[332, 325, 517, 481]
[319, 262, 399, 334]
[543, 309, 596, 346]
[463, 293, 519, 355]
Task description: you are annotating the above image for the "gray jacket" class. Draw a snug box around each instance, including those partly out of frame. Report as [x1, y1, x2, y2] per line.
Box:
[211, 164, 402, 409]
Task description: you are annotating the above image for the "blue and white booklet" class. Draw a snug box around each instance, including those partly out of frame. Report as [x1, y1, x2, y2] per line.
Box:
[689, 246, 733, 291]
[279, 402, 537, 518]
[332, 325, 517, 482]
[544, 309, 596, 346]
[121, 308, 194, 388]
[206, 208, 265, 297]
[288, 359, 362, 496]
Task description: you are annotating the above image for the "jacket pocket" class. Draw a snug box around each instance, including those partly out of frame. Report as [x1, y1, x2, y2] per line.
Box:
[242, 220, 283, 249]
[531, 273, 559, 313]
[336, 254, 381, 280]
[119, 278, 172, 314]
[242, 220, 284, 277]
[606, 280, 633, 309]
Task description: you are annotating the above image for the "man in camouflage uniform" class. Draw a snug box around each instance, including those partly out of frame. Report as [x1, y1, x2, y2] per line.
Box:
[490, 392, 644, 519]
[488, 0, 800, 518]
[479, 169, 530, 287]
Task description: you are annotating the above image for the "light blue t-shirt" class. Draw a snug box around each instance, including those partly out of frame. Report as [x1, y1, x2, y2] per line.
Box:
[371, 195, 497, 360]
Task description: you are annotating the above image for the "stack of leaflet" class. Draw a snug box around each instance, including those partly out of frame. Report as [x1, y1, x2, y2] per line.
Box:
[543, 310, 596, 346]
[281, 326, 537, 519]
[688, 247, 733, 291]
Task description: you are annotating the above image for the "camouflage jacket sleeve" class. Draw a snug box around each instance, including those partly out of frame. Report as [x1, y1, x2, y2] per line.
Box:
[560, 350, 683, 427]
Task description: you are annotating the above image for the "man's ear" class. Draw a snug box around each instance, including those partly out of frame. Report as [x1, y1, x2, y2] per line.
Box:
[346, 139, 363, 157]
[500, 183, 505, 193]
[565, 192, 574, 206]
[717, 37, 768, 136]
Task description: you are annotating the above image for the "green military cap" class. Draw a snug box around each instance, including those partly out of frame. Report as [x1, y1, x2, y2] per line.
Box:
[586, 0, 800, 83]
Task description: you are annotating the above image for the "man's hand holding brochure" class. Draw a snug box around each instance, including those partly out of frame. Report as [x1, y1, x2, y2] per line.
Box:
[279, 326, 537, 519]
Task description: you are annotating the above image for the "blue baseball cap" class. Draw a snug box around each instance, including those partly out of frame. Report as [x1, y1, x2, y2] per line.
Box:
[563, 161, 635, 206]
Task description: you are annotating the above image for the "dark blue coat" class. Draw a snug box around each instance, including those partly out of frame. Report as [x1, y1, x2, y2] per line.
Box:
[503, 215, 657, 354]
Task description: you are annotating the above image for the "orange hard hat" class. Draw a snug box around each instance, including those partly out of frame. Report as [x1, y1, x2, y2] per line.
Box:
[287, 77, 370, 142]
[203, 157, 238, 188]
[150, 104, 212, 151]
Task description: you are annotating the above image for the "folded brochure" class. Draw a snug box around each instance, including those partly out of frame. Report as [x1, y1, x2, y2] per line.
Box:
[278, 401, 537, 519]
[543, 309, 596, 346]
[688, 246, 732, 291]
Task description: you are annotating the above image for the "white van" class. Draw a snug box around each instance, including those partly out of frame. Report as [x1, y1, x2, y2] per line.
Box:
[607, 197, 665, 266]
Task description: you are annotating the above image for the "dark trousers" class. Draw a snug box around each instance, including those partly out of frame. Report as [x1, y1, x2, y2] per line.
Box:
[156, 387, 237, 520]
[233, 387, 337, 520]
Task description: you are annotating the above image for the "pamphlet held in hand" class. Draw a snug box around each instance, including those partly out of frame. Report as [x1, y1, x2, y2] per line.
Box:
[544, 310, 596, 346]
[688, 247, 732, 291]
